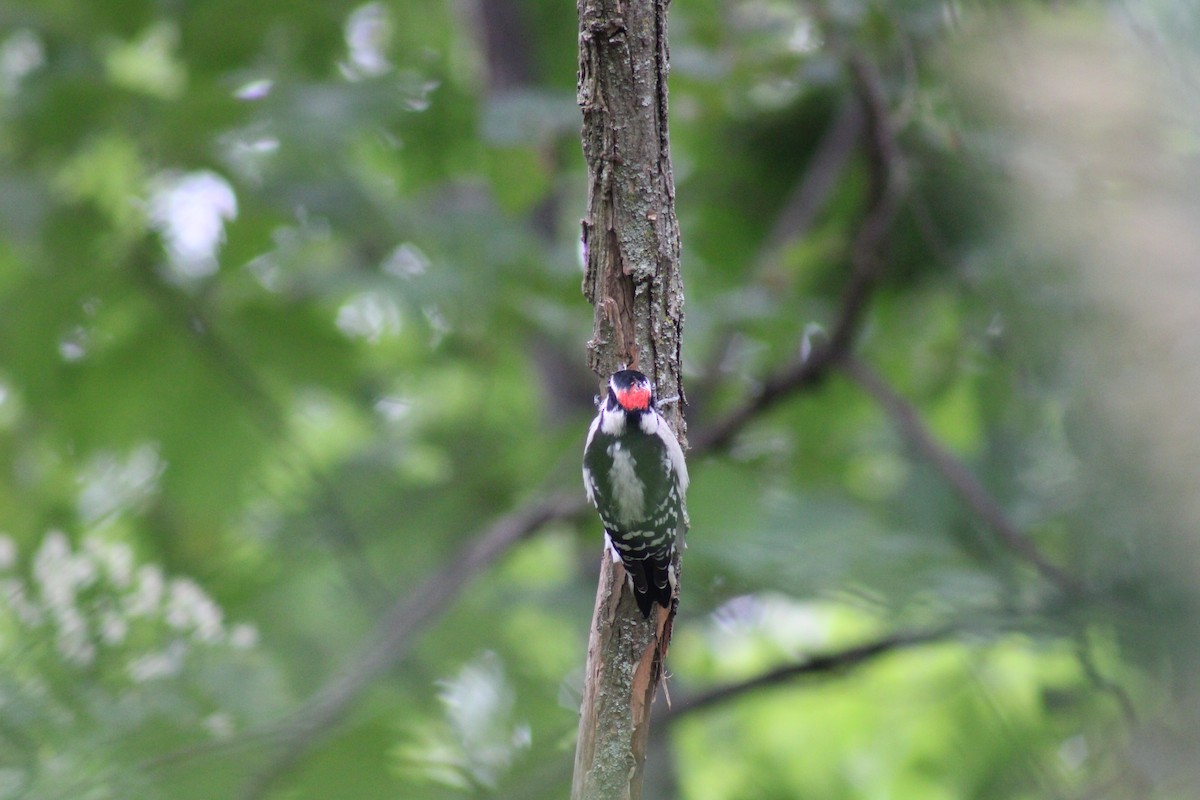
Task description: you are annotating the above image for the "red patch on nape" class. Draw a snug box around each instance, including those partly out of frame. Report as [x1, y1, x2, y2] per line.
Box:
[616, 385, 651, 411]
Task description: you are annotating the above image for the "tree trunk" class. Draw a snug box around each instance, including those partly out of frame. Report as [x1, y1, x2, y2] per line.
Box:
[571, 0, 685, 797]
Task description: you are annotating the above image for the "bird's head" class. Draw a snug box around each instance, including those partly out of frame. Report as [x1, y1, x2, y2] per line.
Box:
[608, 369, 653, 414]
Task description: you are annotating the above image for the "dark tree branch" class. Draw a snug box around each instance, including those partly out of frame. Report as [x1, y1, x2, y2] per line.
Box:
[236, 491, 583, 800]
[839, 356, 1082, 594]
[660, 625, 955, 724]
[693, 53, 907, 454]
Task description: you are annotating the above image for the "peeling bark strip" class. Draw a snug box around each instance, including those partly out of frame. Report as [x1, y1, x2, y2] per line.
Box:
[573, 0, 685, 798]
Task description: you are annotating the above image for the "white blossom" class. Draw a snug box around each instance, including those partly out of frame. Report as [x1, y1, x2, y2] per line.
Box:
[128, 640, 187, 682]
[166, 577, 224, 642]
[204, 712, 235, 740]
[1, 532, 258, 687]
[229, 623, 259, 650]
[99, 608, 129, 645]
[85, 538, 134, 589]
[125, 564, 164, 617]
[53, 606, 94, 666]
[148, 170, 238, 280]
[33, 530, 97, 613]
[0, 578, 42, 626]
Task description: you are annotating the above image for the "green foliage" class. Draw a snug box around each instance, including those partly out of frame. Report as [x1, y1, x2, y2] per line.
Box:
[0, 0, 1196, 798]
[675, 635, 1105, 800]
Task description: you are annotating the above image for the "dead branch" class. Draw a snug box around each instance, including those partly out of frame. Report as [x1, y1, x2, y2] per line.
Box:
[693, 53, 907, 454]
[839, 355, 1081, 594]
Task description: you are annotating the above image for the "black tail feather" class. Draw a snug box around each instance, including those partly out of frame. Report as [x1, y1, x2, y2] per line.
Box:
[623, 553, 674, 619]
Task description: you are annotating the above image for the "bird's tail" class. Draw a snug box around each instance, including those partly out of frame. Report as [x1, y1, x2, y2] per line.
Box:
[626, 551, 675, 619]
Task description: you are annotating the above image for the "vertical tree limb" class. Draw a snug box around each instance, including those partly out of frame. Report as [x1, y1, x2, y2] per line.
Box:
[572, 0, 685, 797]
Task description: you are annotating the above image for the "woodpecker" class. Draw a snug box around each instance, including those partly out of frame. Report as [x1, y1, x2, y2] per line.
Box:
[583, 369, 689, 618]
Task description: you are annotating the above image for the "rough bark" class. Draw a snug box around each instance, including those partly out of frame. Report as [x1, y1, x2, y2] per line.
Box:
[571, 0, 685, 797]
[578, 0, 683, 390]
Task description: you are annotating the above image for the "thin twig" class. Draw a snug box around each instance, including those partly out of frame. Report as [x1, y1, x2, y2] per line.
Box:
[1076, 636, 1138, 726]
[693, 52, 906, 454]
[660, 625, 955, 723]
[839, 355, 1082, 594]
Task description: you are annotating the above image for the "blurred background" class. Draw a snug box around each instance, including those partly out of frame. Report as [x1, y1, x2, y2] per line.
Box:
[1, 0, 1198, 798]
